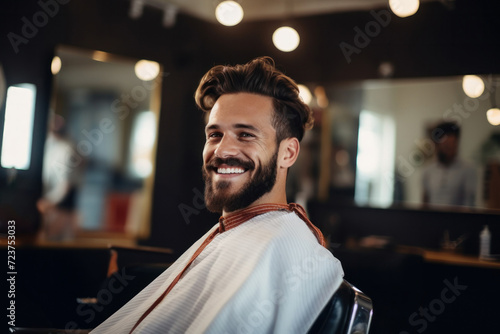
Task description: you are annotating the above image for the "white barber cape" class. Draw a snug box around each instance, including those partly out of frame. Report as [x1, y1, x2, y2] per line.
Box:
[91, 210, 344, 334]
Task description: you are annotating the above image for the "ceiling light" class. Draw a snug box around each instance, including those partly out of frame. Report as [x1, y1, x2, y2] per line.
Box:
[297, 84, 312, 105]
[273, 26, 300, 52]
[486, 108, 500, 126]
[378, 62, 394, 78]
[135, 60, 160, 81]
[51, 56, 62, 75]
[215, 1, 244, 26]
[389, 0, 420, 18]
[462, 75, 485, 98]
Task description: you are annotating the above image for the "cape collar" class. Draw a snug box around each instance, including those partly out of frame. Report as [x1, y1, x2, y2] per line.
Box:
[218, 203, 326, 247]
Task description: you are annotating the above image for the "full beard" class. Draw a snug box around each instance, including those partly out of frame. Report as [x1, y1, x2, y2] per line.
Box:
[202, 150, 278, 213]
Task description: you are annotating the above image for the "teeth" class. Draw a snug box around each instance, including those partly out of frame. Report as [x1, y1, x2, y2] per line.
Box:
[218, 167, 245, 174]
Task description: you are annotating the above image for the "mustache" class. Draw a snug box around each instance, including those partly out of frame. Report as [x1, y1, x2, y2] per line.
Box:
[205, 157, 255, 171]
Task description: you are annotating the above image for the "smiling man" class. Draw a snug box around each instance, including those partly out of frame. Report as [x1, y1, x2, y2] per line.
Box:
[91, 57, 344, 334]
[202, 92, 289, 213]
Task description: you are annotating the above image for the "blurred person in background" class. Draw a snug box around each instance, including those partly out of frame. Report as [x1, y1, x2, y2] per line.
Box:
[422, 121, 477, 208]
[37, 111, 80, 241]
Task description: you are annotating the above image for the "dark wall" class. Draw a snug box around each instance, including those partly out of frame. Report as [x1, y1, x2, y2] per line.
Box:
[1, 0, 499, 253]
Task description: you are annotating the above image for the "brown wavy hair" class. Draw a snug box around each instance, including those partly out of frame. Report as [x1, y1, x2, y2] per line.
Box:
[194, 57, 313, 143]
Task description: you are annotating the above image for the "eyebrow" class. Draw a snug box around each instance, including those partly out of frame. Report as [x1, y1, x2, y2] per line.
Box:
[205, 123, 261, 133]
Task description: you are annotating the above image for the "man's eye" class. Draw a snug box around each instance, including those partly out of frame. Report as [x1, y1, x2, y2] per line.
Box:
[208, 132, 222, 138]
[240, 132, 254, 138]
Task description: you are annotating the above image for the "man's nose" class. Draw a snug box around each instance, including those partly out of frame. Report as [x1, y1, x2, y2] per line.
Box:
[214, 135, 239, 158]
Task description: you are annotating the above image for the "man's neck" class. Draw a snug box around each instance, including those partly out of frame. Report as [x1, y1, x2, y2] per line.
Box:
[222, 195, 288, 218]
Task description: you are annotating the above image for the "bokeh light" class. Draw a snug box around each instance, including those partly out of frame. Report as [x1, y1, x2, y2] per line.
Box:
[389, 0, 420, 18]
[272, 26, 300, 52]
[215, 1, 244, 26]
[462, 75, 485, 98]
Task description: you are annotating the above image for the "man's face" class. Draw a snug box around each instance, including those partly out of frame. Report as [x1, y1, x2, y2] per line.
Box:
[202, 92, 279, 213]
[437, 134, 458, 165]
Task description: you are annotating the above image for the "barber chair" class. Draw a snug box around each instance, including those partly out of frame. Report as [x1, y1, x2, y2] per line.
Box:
[308, 280, 373, 334]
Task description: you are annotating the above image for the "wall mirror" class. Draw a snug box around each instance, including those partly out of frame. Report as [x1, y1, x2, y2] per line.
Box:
[317, 74, 500, 213]
[39, 45, 162, 242]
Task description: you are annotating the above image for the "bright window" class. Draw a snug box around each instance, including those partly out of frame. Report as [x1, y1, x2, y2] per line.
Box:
[129, 111, 157, 178]
[355, 110, 396, 207]
[1, 84, 37, 170]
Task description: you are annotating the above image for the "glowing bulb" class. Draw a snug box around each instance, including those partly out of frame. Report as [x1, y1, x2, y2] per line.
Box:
[273, 26, 300, 52]
[135, 60, 160, 81]
[297, 84, 312, 104]
[487, 108, 500, 126]
[462, 75, 485, 98]
[215, 1, 243, 26]
[389, 0, 420, 18]
[51, 56, 61, 75]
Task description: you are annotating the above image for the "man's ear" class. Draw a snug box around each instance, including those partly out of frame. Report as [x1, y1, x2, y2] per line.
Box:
[279, 137, 300, 169]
